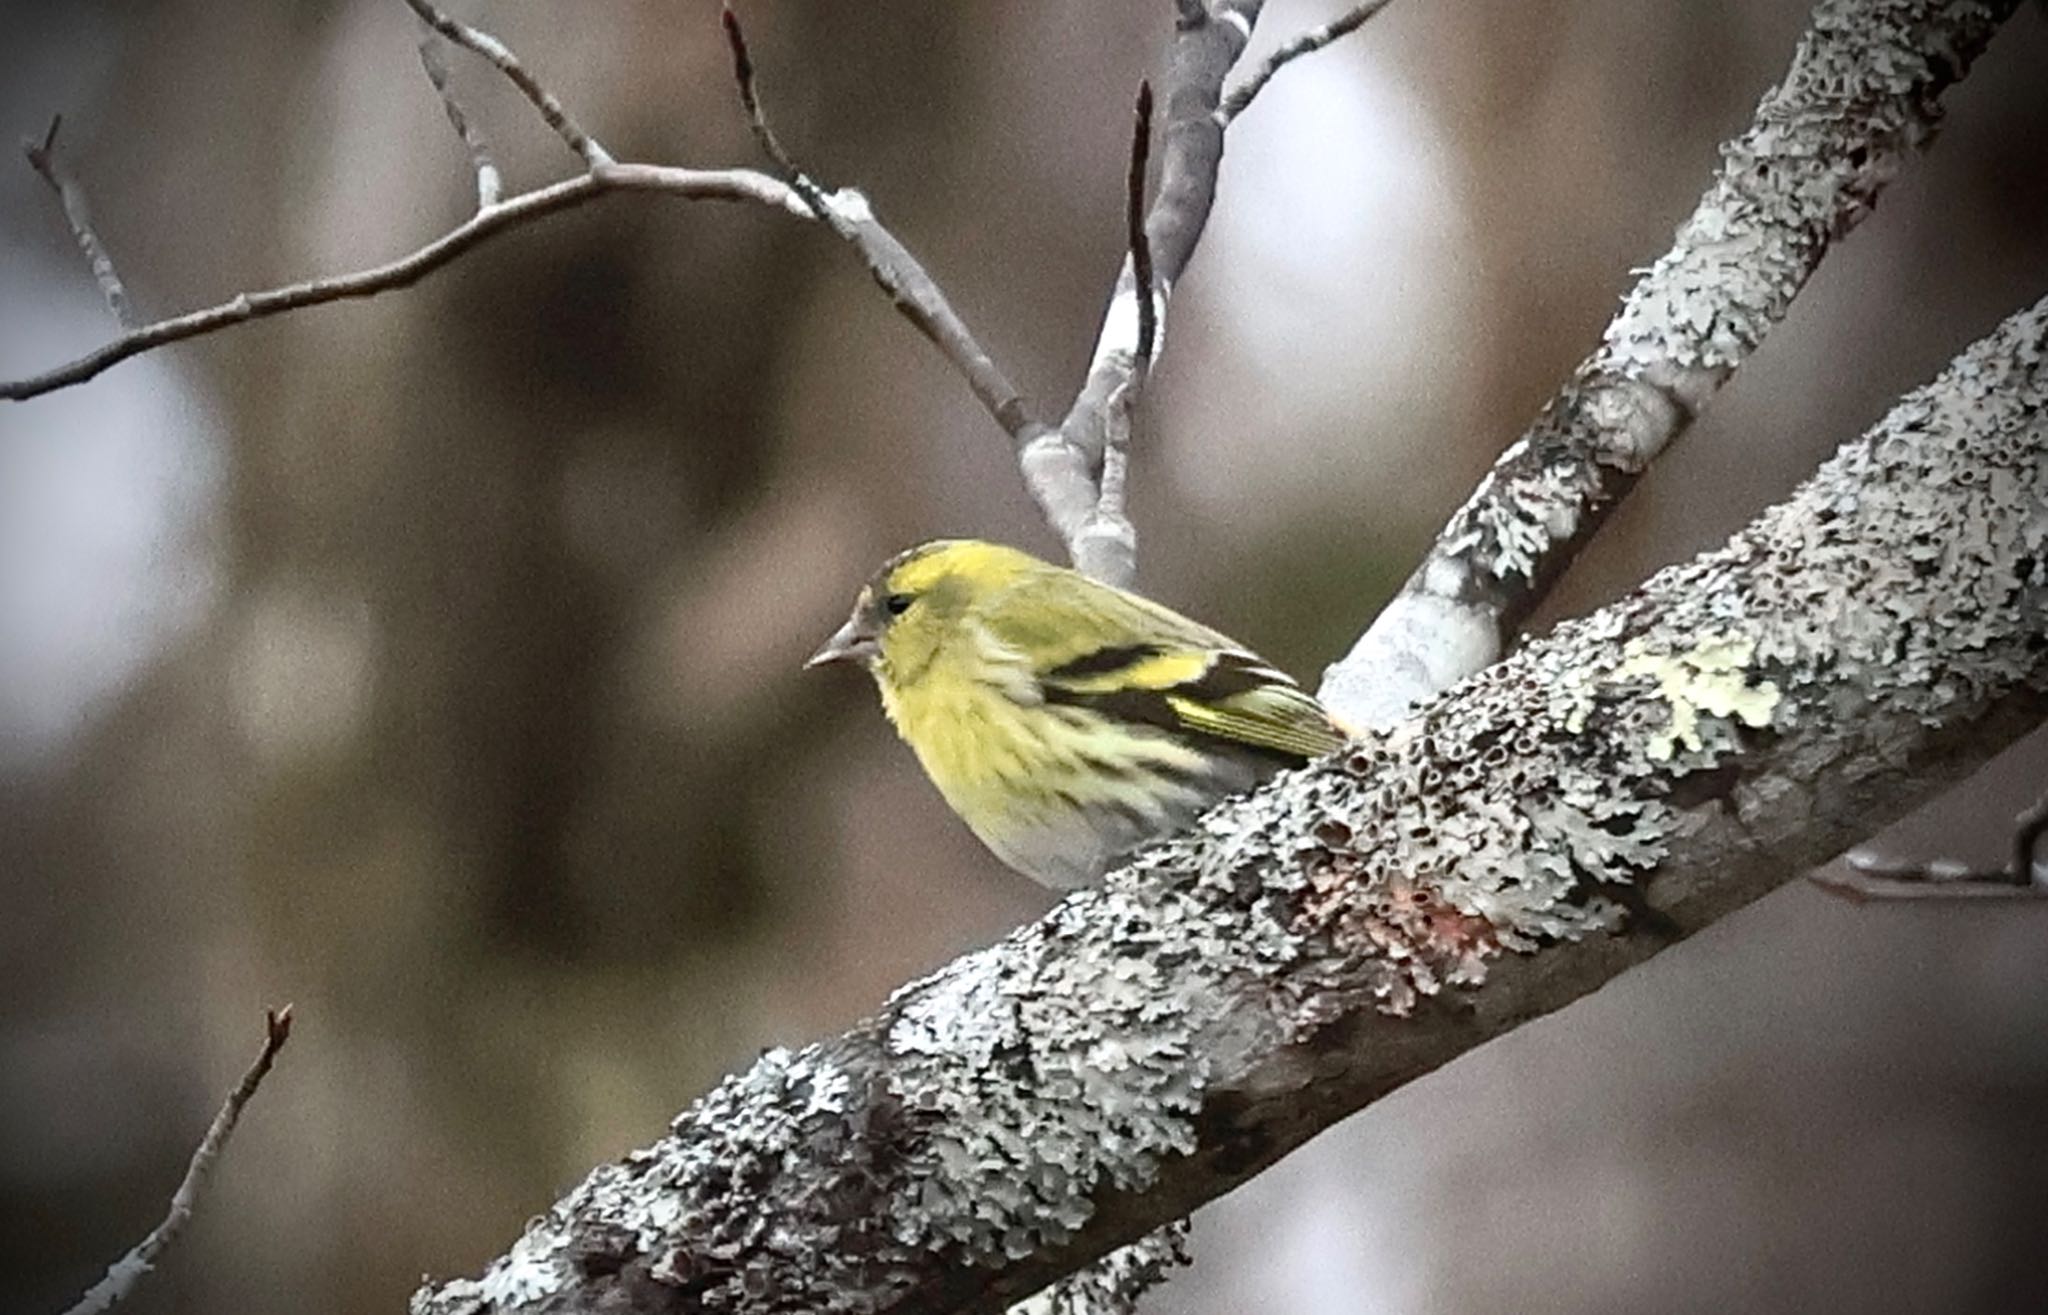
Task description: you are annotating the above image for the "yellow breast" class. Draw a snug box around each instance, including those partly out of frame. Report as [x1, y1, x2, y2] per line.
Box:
[876, 635, 1221, 888]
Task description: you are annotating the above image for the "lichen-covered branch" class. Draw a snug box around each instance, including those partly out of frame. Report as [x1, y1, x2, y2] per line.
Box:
[1319, 0, 2021, 730]
[62, 1008, 293, 1315]
[412, 296, 2048, 1315]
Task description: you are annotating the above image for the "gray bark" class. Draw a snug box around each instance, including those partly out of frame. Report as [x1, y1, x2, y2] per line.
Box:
[412, 295, 2048, 1315]
[1319, 0, 2022, 728]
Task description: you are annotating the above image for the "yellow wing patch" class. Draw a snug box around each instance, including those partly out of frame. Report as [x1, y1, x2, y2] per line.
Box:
[1054, 649, 1214, 694]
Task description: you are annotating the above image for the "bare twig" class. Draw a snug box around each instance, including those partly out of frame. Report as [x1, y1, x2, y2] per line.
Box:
[7, 3, 819, 403]
[400, 0, 614, 169]
[2, 164, 809, 402]
[1319, 0, 2025, 729]
[8, 0, 1376, 596]
[1814, 792, 2048, 901]
[715, 6, 1044, 446]
[22, 115, 137, 329]
[816, 197, 1046, 442]
[61, 1007, 294, 1315]
[418, 39, 503, 210]
[1217, 0, 1398, 126]
[719, 5, 828, 216]
[4, 6, 1034, 429]
[3, 0, 1373, 597]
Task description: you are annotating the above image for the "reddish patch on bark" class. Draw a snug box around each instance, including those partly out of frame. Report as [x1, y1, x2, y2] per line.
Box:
[1297, 853, 1503, 1016]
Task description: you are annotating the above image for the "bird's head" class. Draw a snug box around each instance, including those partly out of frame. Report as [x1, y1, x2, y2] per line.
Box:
[806, 539, 1045, 688]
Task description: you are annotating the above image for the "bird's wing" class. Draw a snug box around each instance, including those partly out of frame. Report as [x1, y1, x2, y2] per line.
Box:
[984, 574, 1346, 762]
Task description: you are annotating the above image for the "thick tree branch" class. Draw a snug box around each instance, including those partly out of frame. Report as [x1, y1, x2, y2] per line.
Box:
[1319, 0, 2021, 729]
[411, 295, 2048, 1315]
[62, 1007, 293, 1315]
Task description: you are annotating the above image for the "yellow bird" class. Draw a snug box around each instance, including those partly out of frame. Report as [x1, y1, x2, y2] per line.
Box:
[807, 540, 1347, 888]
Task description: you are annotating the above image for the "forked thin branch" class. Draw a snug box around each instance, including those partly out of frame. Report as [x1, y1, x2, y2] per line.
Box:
[1030, 0, 1267, 585]
[1218, 0, 1397, 124]
[399, 0, 612, 167]
[2, 165, 810, 402]
[417, 38, 503, 209]
[719, 5, 827, 216]
[716, 7, 1039, 444]
[4, 0, 1404, 597]
[1071, 80, 1158, 587]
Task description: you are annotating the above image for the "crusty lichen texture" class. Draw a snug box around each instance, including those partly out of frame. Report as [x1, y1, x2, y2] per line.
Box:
[413, 295, 2045, 1315]
[1321, 0, 2021, 729]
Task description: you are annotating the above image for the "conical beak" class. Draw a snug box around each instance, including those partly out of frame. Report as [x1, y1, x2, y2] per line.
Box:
[805, 617, 880, 669]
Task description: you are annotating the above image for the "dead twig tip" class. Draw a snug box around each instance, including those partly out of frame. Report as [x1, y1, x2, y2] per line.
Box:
[719, 6, 756, 106]
[1127, 79, 1157, 374]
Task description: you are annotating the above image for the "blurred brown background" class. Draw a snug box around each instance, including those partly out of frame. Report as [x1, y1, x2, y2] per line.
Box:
[3, 2, 2046, 1312]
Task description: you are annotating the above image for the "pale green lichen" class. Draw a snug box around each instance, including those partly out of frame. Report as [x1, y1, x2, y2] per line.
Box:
[1611, 634, 1782, 761]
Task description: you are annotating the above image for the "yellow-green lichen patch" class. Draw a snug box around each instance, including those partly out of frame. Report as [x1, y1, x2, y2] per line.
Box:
[1611, 634, 1782, 762]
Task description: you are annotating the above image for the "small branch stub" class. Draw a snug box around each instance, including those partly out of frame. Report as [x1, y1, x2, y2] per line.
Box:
[1816, 791, 2048, 900]
[22, 115, 138, 329]
[418, 38, 504, 210]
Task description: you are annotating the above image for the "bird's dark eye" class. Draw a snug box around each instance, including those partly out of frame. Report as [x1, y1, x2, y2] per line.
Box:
[883, 592, 915, 616]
